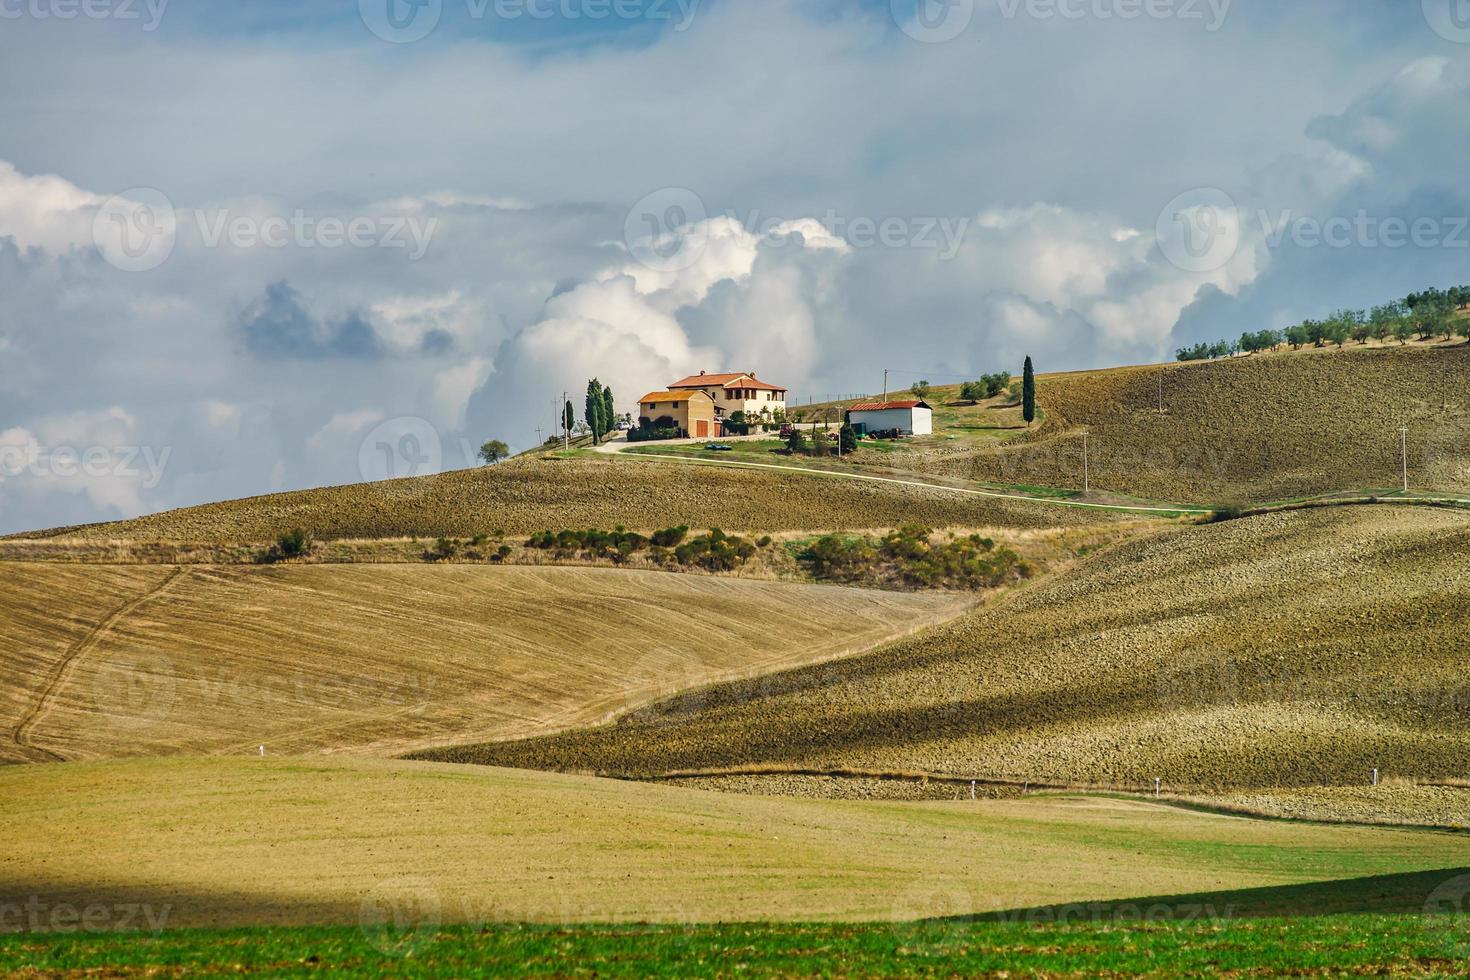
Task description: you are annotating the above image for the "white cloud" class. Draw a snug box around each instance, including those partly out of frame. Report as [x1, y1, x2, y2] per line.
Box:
[0, 161, 105, 254]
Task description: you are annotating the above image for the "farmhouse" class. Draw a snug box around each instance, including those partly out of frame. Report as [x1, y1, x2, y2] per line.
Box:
[638, 390, 718, 438]
[847, 399, 933, 436]
[669, 371, 787, 420]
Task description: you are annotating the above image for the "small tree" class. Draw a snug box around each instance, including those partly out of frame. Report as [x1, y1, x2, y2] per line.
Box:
[1022, 356, 1036, 428]
[910, 380, 931, 400]
[478, 439, 510, 465]
[602, 386, 616, 433]
[563, 400, 574, 441]
[959, 381, 984, 403]
[839, 423, 857, 454]
[785, 427, 809, 454]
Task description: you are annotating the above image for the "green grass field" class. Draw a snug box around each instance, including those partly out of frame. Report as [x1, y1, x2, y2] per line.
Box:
[6, 913, 1470, 977]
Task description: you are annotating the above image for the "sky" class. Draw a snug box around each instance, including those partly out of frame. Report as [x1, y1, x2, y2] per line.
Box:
[2, 0, 1469, 533]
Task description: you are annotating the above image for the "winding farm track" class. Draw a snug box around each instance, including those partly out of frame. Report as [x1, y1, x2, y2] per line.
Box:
[10, 566, 186, 762]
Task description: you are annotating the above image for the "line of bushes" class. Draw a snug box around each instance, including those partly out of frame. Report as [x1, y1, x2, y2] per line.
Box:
[525, 524, 769, 571]
[797, 525, 1033, 591]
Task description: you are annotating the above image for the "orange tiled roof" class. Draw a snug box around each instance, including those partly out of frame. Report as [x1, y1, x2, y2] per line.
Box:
[639, 390, 710, 403]
[669, 372, 785, 392]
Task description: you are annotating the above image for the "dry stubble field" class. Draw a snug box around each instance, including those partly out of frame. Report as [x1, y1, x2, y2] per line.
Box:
[10, 454, 1123, 544]
[430, 505, 1470, 794]
[1, 563, 968, 764]
[954, 345, 1470, 501]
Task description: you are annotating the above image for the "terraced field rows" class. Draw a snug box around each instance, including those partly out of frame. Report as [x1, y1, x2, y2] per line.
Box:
[0, 563, 968, 763]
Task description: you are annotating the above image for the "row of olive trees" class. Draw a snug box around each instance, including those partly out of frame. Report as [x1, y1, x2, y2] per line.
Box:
[1178, 287, 1470, 362]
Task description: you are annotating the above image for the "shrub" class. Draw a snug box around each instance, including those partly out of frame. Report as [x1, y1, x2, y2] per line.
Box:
[429, 537, 459, 560]
[627, 425, 682, 443]
[673, 528, 756, 571]
[651, 525, 688, 548]
[275, 528, 313, 558]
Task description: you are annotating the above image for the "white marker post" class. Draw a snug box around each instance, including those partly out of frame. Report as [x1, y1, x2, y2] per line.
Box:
[1372, 768, 1379, 786]
[1154, 777, 1161, 799]
[259, 745, 265, 757]
[970, 780, 976, 801]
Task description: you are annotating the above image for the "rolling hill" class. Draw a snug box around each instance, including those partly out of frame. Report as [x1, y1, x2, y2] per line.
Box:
[1, 563, 967, 764]
[10, 453, 1123, 544]
[426, 504, 1470, 792]
[896, 345, 1470, 502]
[4, 756, 1468, 929]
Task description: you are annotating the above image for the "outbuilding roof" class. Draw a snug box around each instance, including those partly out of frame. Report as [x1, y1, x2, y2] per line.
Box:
[848, 399, 931, 412]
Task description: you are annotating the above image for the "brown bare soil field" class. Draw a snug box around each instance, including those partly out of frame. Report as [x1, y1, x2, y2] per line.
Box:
[10, 454, 1125, 543]
[427, 505, 1470, 792]
[931, 345, 1470, 501]
[0, 563, 968, 764]
[4, 757, 1466, 929]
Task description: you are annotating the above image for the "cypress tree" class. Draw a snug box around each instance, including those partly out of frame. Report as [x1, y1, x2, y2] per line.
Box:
[585, 379, 605, 445]
[602, 386, 616, 434]
[563, 400, 575, 441]
[1022, 356, 1036, 428]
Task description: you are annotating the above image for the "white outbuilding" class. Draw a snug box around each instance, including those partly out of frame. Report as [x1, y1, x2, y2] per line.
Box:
[846, 399, 933, 436]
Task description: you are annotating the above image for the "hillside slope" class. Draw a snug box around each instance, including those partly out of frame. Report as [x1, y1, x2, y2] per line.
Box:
[20, 454, 1124, 542]
[5, 757, 1468, 929]
[430, 505, 1470, 790]
[1, 564, 966, 763]
[951, 346, 1470, 501]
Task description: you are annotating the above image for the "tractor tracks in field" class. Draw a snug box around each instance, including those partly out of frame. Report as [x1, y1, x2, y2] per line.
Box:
[11, 566, 186, 762]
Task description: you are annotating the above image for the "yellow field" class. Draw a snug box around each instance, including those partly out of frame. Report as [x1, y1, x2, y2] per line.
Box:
[435, 504, 1470, 792]
[1, 563, 968, 764]
[4, 757, 1468, 930]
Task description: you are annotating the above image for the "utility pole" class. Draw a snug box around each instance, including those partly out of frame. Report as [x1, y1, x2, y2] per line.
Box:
[562, 391, 569, 450]
[535, 425, 543, 445]
[1082, 431, 1090, 494]
[882, 369, 888, 403]
[1400, 425, 1409, 493]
